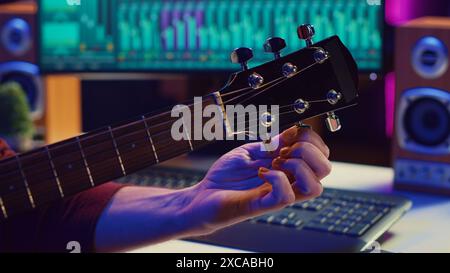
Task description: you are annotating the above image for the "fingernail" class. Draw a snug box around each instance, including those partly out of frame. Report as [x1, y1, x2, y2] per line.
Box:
[273, 157, 286, 167]
[280, 147, 290, 157]
[258, 167, 270, 178]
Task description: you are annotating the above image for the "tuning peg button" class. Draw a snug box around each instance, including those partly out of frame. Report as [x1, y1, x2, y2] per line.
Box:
[264, 37, 286, 59]
[327, 89, 342, 105]
[297, 24, 315, 47]
[231, 47, 253, 70]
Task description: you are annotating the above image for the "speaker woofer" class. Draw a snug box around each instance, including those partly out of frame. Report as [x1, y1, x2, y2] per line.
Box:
[404, 98, 450, 146]
[397, 88, 450, 155]
[411, 36, 448, 79]
[0, 17, 32, 56]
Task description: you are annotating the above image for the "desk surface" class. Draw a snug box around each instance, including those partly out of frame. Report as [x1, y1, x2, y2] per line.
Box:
[128, 158, 450, 253]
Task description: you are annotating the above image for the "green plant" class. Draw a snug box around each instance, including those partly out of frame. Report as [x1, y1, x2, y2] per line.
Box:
[0, 81, 34, 137]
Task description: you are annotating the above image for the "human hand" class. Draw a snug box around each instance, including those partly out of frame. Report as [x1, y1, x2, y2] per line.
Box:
[95, 126, 331, 252]
[183, 126, 332, 235]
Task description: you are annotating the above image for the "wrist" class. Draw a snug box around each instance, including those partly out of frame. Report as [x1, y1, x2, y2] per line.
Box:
[95, 185, 203, 252]
[174, 182, 211, 237]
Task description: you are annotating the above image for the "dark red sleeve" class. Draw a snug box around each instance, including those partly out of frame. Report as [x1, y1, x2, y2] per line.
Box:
[0, 139, 128, 253]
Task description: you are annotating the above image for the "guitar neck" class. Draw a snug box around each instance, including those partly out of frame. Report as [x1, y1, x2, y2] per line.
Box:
[0, 34, 360, 222]
[0, 94, 219, 221]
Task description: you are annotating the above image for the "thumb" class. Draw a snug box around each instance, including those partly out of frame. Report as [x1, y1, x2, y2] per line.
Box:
[255, 167, 296, 210]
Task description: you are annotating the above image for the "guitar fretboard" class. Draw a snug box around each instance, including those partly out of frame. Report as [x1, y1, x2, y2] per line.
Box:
[0, 95, 218, 221]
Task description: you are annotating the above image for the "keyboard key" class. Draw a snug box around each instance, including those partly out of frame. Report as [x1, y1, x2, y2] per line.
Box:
[376, 207, 391, 214]
[333, 200, 348, 206]
[256, 215, 274, 224]
[355, 197, 368, 203]
[347, 223, 371, 237]
[362, 212, 384, 225]
[292, 202, 308, 209]
[347, 214, 363, 222]
[286, 219, 303, 228]
[306, 203, 324, 211]
[339, 220, 356, 228]
[321, 191, 336, 199]
[271, 216, 289, 226]
[339, 195, 356, 202]
[278, 211, 297, 219]
[332, 225, 350, 234]
[353, 209, 369, 217]
[304, 222, 334, 232]
[360, 204, 376, 211]
[312, 217, 327, 224]
[325, 217, 342, 225]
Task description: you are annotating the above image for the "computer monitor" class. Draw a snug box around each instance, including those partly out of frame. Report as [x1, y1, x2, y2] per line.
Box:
[38, 0, 384, 72]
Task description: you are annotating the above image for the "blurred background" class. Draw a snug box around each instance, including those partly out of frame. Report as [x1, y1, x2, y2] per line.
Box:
[0, 0, 449, 167]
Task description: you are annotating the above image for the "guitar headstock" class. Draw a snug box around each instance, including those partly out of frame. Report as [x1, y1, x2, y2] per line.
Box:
[219, 24, 359, 133]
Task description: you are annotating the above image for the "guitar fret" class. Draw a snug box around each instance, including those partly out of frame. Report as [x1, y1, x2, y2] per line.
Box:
[179, 111, 194, 151]
[108, 126, 127, 176]
[142, 116, 160, 163]
[45, 147, 65, 198]
[76, 136, 95, 187]
[0, 197, 8, 219]
[15, 155, 36, 208]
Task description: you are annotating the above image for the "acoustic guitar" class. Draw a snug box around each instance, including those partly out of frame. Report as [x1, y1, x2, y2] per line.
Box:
[0, 25, 358, 222]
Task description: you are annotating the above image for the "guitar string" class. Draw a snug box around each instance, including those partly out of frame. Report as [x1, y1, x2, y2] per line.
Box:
[0, 60, 335, 188]
[0, 120, 299, 207]
[0, 99, 316, 186]
[0, 50, 329, 180]
[218, 46, 326, 99]
[3, 46, 330, 178]
[0, 120, 276, 204]
[0, 105, 300, 192]
[222, 57, 327, 106]
[0, 51, 332, 202]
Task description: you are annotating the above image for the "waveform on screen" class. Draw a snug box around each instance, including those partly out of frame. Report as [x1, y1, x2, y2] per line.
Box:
[39, 0, 383, 71]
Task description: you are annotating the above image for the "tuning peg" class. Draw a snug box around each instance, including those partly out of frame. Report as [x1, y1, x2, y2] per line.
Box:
[325, 112, 342, 132]
[297, 24, 315, 47]
[263, 37, 286, 59]
[231, 47, 253, 70]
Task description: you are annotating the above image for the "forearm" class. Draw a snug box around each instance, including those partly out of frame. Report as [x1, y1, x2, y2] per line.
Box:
[94, 185, 202, 253]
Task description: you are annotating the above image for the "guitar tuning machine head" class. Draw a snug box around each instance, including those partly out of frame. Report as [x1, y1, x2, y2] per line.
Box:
[313, 48, 329, 64]
[248, 72, 264, 89]
[293, 98, 310, 114]
[282, 63, 298, 78]
[325, 112, 342, 132]
[260, 112, 275, 128]
[327, 89, 342, 105]
[297, 24, 315, 47]
[231, 47, 253, 71]
[264, 37, 286, 60]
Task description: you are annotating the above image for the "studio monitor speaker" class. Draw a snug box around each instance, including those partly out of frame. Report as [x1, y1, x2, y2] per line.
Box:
[393, 17, 450, 195]
[0, 1, 43, 120]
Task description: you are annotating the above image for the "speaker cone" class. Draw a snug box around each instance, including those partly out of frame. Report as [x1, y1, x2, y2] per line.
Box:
[404, 97, 450, 146]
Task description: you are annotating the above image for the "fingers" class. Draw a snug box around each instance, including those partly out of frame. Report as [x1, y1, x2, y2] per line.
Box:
[279, 126, 330, 158]
[255, 167, 296, 210]
[243, 126, 330, 159]
[277, 142, 332, 180]
[276, 159, 324, 201]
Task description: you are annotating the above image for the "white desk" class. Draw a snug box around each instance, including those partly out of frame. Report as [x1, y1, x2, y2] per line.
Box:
[129, 158, 450, 253]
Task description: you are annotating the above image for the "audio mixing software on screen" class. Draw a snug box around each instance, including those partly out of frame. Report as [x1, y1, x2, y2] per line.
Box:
[39, 0, 383, 72]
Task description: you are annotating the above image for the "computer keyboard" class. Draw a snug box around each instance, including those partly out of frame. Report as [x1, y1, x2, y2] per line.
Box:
[254, 191, 394, 237]
[117, 166, 412, 252]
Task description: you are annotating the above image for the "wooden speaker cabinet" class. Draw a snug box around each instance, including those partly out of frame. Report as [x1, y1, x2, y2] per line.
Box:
[393, 17, 450, 195]
[0, 1, 44, 124]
